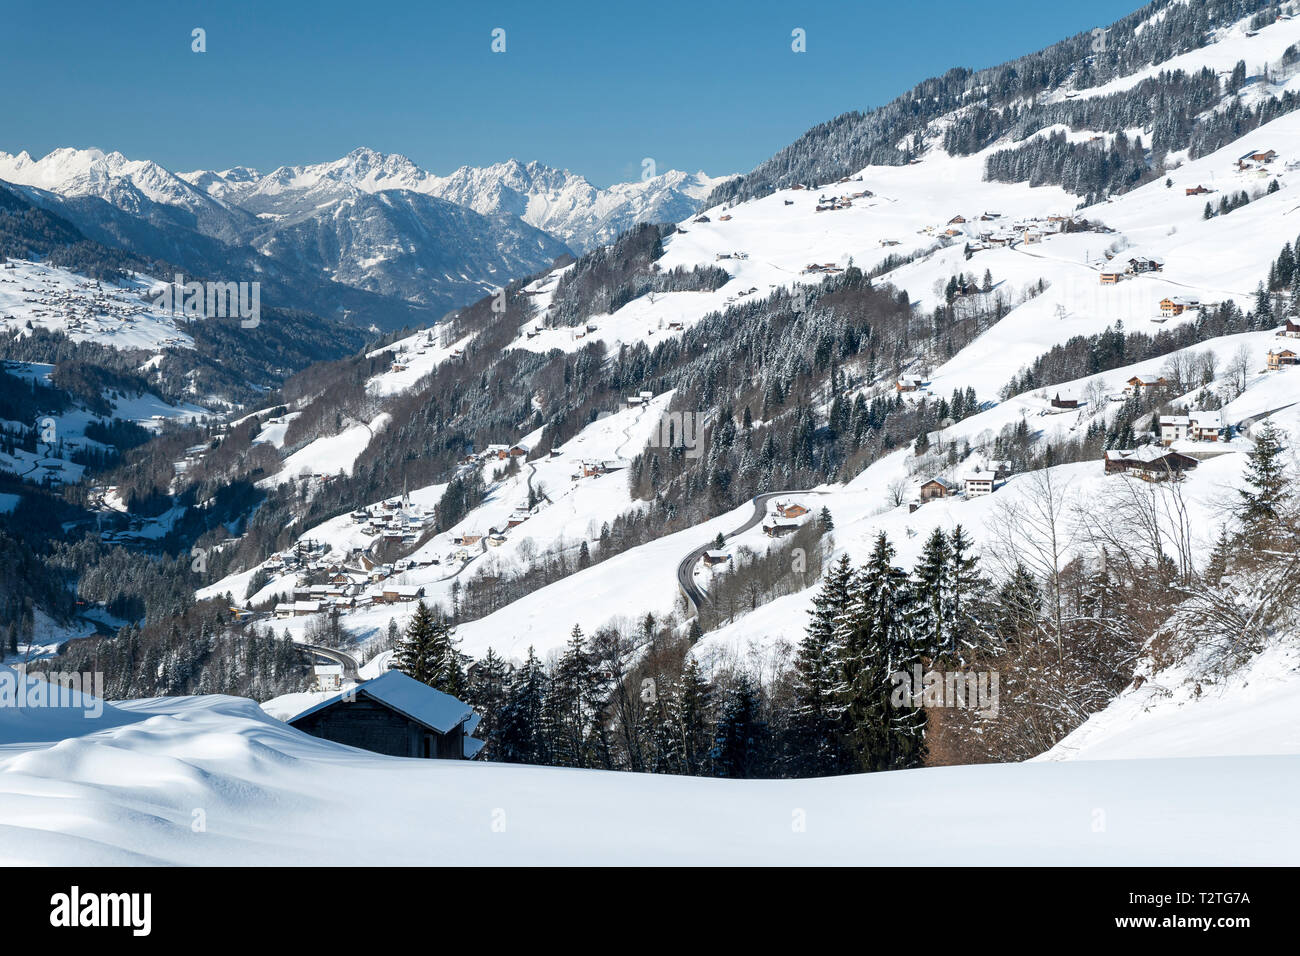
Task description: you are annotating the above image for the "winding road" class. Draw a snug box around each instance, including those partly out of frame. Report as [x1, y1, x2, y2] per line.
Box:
[676, 490, 828, 619]
[296, 641, 361, 681]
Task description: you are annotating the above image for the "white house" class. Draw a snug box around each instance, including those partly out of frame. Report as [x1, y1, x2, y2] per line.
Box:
[963, 468, 998, 497]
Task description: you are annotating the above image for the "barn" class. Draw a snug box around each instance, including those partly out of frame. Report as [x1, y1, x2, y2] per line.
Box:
[287, 670, 484, 760]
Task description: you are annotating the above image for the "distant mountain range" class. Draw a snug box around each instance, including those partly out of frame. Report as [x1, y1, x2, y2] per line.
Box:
[0, 147, 730, 329]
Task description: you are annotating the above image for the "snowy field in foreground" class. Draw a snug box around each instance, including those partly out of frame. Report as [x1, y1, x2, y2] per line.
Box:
[0, 665, 1296, 865]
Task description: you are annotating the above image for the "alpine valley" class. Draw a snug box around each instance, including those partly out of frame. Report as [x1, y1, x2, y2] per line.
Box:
[3, 0, 1300, 866]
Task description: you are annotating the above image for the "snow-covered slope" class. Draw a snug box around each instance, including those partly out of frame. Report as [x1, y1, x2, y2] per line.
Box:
[191, 14, 1300, 667]
[1040, 642, 1300, 761]
[0, 673, 1293, 864]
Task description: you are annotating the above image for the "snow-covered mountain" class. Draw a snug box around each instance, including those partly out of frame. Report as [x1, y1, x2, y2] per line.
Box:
[183, 149, 733, 252]
[420, 159, 735, 252]
[248, 187, 571, 308]
[9, 0, 1300, 869]
[0, 147, 254, 243]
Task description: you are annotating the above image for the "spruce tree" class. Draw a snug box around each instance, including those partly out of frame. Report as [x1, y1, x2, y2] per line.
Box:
[1237, 421, 1291, 540]
[837, 533, 926, 772]
[667, 656, 712, 775]
[389, 601, 438, 685]
[497, 647, 548, 764]
[791, 553, 853, 774]
[710, 674, 770, 778]
[911, 527, 952, 660]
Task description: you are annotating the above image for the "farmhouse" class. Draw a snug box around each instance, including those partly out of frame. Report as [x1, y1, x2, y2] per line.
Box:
[1160, 296, 1199, 316]
[963, 468, 998, 497]
[774, 500, 809, 519]
[1099, 268, 1123, 284]
[702, 550, 730, 568]
[1268, 348, 1298, 370]
[1156, 412, 1223, 445]
[762, 517, 801, 537]
[1125, 256, 1163, 274]
[1049, 391, 1079, 409]
[919, 477, 958, 501]
[288, 670, 484, 760]
[1104, 447, 1199, 479]
[312, 664, 344, 692]
[1185, 185, 1211, 196]
[381, 585, 423, 604]
[1239, 148, 1278, 166]
[897, 374, 925, 392]
[1280, 318, 1300, 338]
[1126, 374, 1169, 392]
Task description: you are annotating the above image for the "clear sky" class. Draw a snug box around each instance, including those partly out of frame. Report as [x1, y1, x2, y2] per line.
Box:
[0, 0, 1144, 186]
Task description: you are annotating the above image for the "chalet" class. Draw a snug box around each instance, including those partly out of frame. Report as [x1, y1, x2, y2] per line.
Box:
[702, 550, 731, 568]
[1104, 447, 1198, 479]
[381, 585, 422, 604]
[1189, 410, 1225, 442]
[897, 374, 925, 393]
[288, 670, 484, 760]
[1126, 255, 1163, 274]
[1279, 318, 1300, 338]
[312, 664, 344, 692]
[1126, 374, 1169, 392]
[1268, 349, 1298, 370]
[1099, 268, 1123, 284]
[948, 215, 967, 225]
[275, 600, 321, 619]
[919, 477, 958, 502]
[1049, 391, 1079, 409]
[1185, 185, 1212, 196]
[1159, 415, 1191, 444]
[508, 443, 530, 458]
[774, 501, 809, 519]
[763, 517, 801, 538]
[486, 533, 508, 548]
[1263, 348, 1294, 369]
[1160, 296, 1199, 317]
[963, 468, 998, 497]
[506, 511, 530, 529]
[1239, 149, 1278, 166]
[719, 214, 733, 222]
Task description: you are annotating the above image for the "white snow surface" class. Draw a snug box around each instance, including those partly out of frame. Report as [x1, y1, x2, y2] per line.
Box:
[0, 668, 1293, 864]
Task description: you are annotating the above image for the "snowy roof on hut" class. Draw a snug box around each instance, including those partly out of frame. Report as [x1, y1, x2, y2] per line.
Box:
[289, 669, 475, 735]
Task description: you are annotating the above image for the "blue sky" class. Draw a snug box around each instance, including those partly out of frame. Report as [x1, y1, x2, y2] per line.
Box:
[1, 0, 1144, 185]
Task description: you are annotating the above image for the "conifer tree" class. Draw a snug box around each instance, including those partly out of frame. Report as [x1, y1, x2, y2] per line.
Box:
[911, 527, 952, 659]
[389, 601, 439, 685]
[497, 646, 548, 764]
[1237, 421, 1291, 541]
[837, 533, 926, 772]
[790, 553, 853, 774]
[666, 656, 713, 776]
[710, 674, 770, 778]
